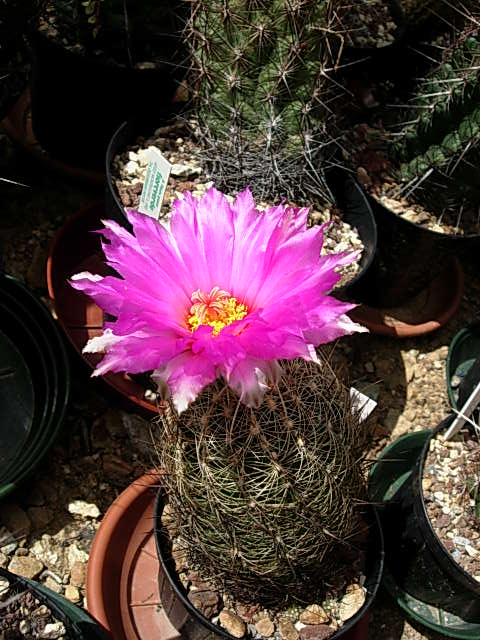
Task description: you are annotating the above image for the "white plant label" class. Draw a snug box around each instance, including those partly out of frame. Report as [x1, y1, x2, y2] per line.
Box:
[138, 147, 171, 219]
[350, 387, 377, 423]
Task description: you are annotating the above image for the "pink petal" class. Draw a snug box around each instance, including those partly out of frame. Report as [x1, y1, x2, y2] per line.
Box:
[223, 359, 283, 408]
[152, 352, 217, 413]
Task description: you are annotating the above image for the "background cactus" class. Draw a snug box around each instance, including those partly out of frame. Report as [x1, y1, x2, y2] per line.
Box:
[158, 355, 367, 606]
[186, 0, 347, 205]
[392, 13, 480, 216]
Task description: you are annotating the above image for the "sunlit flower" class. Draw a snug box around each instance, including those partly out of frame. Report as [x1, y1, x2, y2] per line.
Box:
[70, 187, 366, 412]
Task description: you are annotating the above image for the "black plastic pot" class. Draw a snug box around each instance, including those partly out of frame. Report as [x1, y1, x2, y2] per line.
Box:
[353, 195, 473, 308]
[105, 119, 147, 226]
[325, 168, 377, 301]
[446, 323, 480, 412]
[29, 32, 186, 169]
[154, 492, 384, 640]
[375, 415, 480, 627]
[0, 274, 70, 499]
[0, 567, 108, 639]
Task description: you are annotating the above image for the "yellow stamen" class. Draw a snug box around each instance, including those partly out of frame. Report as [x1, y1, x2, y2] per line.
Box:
[188, 286, 248, 336]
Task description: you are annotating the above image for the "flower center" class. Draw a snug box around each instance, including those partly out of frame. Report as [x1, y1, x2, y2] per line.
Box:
[188, 286, 248, 336]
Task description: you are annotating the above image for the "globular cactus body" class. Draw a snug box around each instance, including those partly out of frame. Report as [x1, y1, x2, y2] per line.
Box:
[159, 356, 366, 606]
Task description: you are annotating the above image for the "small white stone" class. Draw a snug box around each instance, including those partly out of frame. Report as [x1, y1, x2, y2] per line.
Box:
[433, 491, 445, 501]
[19, 619, 31, 635]
[68, 500, 100, 518]
[128, 151, 139, 162]
[38, 622, 66, 639]
[125, 160, 138, 175]
[0, 577, 9, 597]
[466, 544, 478, 558]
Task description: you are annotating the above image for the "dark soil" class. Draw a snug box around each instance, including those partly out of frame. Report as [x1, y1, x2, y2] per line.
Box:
[0, 577, 69, 639]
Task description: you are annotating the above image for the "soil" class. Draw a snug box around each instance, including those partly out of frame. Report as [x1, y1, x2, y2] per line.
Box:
[0, 574, 69, 639]
[2, 120, 480, 640]
[423, 429, 480, 579]
[344, 0, 399, 49]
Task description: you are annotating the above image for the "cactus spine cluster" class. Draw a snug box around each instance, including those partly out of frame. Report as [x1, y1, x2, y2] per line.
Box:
[158, 356, 367, 606]
[186, 0, 345, 204]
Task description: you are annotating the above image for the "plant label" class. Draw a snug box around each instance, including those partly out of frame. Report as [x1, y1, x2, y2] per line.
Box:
[350, 387, 377, 423]
[138, 147, 172, 219]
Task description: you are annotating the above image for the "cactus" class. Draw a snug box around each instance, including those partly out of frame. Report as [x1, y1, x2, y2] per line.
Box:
[390, 11, 480, 216]
[186, 0, 347, 204]
[158, 355, 367, 606]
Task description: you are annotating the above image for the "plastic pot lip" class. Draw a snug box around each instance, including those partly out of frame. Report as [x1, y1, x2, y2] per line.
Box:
[154, 491, 384, 640]
[0, 274, 70, 496]
[325, 167, 378, 294]
[446, 323, 480, 410]
[32, 30, 184, 74]
[416, 414, 480, 596]
[367, 192, 480, 241]
[0, 567, 85, 638]
[105, 120, 131, 223]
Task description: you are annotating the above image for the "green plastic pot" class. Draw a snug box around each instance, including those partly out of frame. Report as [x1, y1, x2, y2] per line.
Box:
[446, 323, 480, 411]
[369, 422, 480, 638]
[0, 567, 108, 639]
[0, 274, 70, 498]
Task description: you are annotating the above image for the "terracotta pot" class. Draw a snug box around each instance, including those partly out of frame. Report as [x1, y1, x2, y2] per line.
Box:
[46, 203, 157, 415]
[87, 471, 383, 640]
[348, 257, 463, 338]
[86, 472, 189, 639]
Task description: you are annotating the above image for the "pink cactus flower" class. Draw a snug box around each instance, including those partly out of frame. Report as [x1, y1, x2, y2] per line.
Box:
[71, 187, 366, 412]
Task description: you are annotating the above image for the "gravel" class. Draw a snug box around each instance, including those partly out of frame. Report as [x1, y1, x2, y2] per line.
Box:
[423, 430, 480, 579]
[2, 128, 480, 639]
[110, 121, 365, 288]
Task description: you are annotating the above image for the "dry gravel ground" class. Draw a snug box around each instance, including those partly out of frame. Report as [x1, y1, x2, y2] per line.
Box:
[1, 130, 480, 640]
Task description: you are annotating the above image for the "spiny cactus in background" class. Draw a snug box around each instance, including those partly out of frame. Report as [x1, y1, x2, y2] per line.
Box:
[187, 0, 346, 204]
[158, 356, 367, 606]
[392, 12, 480, 214]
